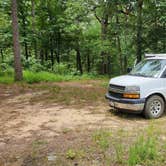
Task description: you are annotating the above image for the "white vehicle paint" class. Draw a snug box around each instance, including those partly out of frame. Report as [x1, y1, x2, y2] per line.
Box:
[105, 54, 166, 118]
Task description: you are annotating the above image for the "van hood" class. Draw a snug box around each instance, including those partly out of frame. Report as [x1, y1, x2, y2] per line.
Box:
[110, 75, 154, 87]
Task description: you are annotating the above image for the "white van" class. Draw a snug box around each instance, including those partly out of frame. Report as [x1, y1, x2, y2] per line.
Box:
[105, 54, 166, 119]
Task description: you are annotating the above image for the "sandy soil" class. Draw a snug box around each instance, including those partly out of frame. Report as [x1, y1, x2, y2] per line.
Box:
[0, 81, 151, 166]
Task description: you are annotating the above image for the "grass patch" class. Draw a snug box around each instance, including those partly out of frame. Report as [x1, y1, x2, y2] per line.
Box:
[92, 130, 112, 151]
[0, 70, 108, 84]
[0, 75, 14, 84]
[29, 83, 106, 106]
[23, 71, 74, 83]
[66, 149, 85, 160]
[128, 134, 158, 166]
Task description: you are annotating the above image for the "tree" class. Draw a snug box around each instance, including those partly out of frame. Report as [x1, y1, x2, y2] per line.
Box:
[0, 0, 165, 77]
[11, 0, 23, 81]
[136, 0, 143, 63]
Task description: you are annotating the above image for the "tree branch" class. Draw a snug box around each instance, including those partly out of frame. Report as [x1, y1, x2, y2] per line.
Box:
[92, 6, 102, 23]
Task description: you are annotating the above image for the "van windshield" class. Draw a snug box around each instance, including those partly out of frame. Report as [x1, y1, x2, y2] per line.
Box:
[129, 59, 166, 78]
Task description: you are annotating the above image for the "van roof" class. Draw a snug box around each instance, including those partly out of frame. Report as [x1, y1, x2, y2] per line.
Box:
[145, 54, 166, 59]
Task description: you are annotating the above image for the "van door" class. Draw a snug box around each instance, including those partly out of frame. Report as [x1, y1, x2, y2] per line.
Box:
[161, 69, 166, 99]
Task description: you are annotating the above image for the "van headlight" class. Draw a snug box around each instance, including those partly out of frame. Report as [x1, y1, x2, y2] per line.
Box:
[123, 86, 140, 99]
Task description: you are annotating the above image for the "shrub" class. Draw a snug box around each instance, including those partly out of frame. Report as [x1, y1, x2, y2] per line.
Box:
[53, 63, 70, 75]
[0, 63, 13, 77]
[23, 57, 46, 72]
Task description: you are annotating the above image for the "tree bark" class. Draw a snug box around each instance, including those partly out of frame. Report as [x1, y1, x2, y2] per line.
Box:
[136, 0, 143, 63]
[87, 52, 90, 73]
[11, 0, 23, 81]
[163, 22, 166, 52]
[101, 15, 109, 74]
[40, 49, 44, 64]
[19, 2, 29, 59]
[55, 32, 61, 63]
[116, 14, 123, 74]
[117, 36, 123, 74]
[76, 47, 83, 75]
[22, 18, 28, 59]
[50, 37, 54, 70]
[45, 49, 48, 61]
[31, 0, 38, 58]
[94, 7, 109, 74]
[1, 49, 4, 62]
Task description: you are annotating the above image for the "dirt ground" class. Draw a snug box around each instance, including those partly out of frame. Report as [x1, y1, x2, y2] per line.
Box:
[0, 81, 165, 166]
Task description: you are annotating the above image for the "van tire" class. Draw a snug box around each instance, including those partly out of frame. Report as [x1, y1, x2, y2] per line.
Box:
[144, 95, 165, 119]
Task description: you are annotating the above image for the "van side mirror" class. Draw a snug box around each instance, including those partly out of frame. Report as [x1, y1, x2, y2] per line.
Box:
[127, 67, 132, 73]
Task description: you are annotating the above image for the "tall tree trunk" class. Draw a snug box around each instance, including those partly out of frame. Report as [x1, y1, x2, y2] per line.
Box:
[163, 23, 166, 52]
[76, 47, 83, 75]
[45, 49, 48, 61]
[24, 40, 28, 59]
[11, 0, 23, 81]
[1, 49, 4, 62]
[87, 51, 90, 73]
[94, 7, 110, 74]
[31, 0, 37, 58]
[136, 0, 143, 63]
[19, 4, 29, 59]
[55, 52, 60, 64]
[55, 32, 61, 63]
[116, 15, 123, 74]
[101, 15, 109, 74]
[22, 19, 28, 59]
[153, 3, 158, 52]
[50, 37, 54, 70]
[40, 49, 44, 64]
[124, 55, 127, 73]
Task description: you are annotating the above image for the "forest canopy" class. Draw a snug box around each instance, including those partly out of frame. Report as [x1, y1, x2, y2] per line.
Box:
[0, 0, 165, 81]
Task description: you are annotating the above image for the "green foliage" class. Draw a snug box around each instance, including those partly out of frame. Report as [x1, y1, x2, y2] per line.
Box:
[23, 71, 73, 83]
[128, 135, 158, 166]
[114, 143, 124, 164]
[0, 0, 165, 80]
[0, 75, 14, 84]
[23, 57, 46, 72]
[66, 149, 77, 160]
[0, 63, 13, 75]
[53, 63, 70, 75]
[92, 130, 112, 151]
[66, 148, 85, 160]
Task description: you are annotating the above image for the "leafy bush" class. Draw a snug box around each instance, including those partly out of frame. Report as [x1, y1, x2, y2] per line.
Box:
[23, 57, 46, 72]
[53, 63, 70, 75]
[0, 63, 13, 76]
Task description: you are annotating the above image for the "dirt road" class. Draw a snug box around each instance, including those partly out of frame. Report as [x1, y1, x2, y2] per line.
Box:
[0, 81, 163, 166]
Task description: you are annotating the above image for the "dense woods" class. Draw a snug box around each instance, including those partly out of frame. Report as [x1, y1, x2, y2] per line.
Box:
[0, 0, 165, 80]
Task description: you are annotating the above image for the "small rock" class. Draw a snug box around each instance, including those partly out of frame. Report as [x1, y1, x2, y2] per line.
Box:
[47, 154, 57, 161]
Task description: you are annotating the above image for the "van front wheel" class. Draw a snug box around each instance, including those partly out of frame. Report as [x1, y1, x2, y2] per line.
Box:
[144, 95, 165, 119]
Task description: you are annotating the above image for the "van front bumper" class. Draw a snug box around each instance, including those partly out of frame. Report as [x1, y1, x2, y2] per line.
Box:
[105, 93, 145, 113]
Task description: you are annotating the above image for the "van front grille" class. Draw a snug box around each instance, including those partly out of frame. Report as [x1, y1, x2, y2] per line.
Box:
[109, 84, 125, 94]
[109, 84, 125, 99]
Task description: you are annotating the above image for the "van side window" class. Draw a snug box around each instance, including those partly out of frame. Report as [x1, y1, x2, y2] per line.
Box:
[161, 69, 166, 78]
